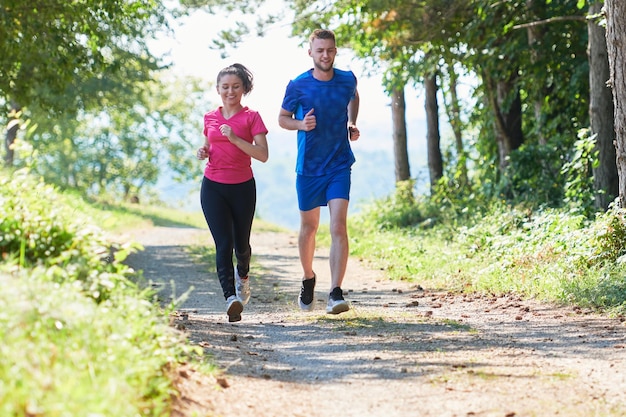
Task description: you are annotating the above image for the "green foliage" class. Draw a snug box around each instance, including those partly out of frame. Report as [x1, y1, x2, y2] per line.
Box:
[586, 202, 626, 266]
[351, 189, 626, 315]
[430, 173, 495, 226]
[470, 126, 597, 215]
[503, 142, 566, 206]
[561, 128, 598, 216]
[461, 0, 590, 206]
[355, 170, 498, 233]
[0, 169, 210, 415]
[0, 169, 139, 303]
[354, 180, 425, 230]
[16, 72, 208, 201]
[0, 0, 170, 112]
[0, 272, 193, 416]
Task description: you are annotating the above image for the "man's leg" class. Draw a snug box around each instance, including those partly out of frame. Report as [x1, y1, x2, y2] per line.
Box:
[297, 207, 320, 310]
[326, 198, 350, 314]
[299, 207, 320, 279]
[327, 198, 349, 290]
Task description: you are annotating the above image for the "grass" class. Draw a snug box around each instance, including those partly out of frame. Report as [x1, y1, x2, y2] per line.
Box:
[89, 197, 286, 234]
[0, 272, 190, 416]
[87, 198, 208, 231]
[0, 170, 211, 416]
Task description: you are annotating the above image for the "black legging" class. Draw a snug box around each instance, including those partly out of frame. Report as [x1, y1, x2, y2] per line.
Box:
[200, 176, 256, 300]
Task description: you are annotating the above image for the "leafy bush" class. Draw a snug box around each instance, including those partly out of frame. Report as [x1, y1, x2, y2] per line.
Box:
[561, 129, 598, 217]
[0, 271, 196, 417]
[0, 169, 140, 303]
[0, 169, 208, 415]
[354, 180, 425, 230]
[585, 202, 626, 266]
[503, 142, 566, 207]
[351, 187, 626, 315]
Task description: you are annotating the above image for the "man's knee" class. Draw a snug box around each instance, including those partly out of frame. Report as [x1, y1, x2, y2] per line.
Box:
[300, 221, 319, 237]
[329, 221, 347, 239]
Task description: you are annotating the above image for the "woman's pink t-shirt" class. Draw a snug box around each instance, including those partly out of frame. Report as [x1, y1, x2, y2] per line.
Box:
[203, 106, 268, 184]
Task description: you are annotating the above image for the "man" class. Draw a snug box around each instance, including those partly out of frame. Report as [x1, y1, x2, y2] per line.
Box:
[278, 28, 360, 315]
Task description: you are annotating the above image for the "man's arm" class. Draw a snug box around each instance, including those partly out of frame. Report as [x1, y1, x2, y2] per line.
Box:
[348, 89, 360, 126]
[348, 89, 360, 141]
[279, 108, 316, 131]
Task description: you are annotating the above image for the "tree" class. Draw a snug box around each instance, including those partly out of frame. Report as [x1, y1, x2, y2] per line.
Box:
[605, 0, 626, 207]
[1, 0, 169, 166]
[588, 1, 617, 210]
[425, 70, 443, 191]
[0, 0, 168, 108]
[464, 0, 591, 207]
[391, 87, 411, 183]
[4, 104, 21, 166]
[441, 58, 469, 188]
[23, 73, 207, 200]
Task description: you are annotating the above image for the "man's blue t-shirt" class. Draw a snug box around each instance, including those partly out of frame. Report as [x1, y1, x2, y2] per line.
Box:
[281, 68, 357, 177]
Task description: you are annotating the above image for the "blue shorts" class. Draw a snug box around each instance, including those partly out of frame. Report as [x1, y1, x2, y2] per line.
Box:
[296, 169, 351, 211]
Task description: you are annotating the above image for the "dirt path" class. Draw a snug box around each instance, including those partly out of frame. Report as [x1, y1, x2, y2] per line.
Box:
[124, 225, 626, 417]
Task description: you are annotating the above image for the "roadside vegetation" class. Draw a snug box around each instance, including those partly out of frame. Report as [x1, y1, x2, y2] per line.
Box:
[345, 179, 626, 317]
[0, 169, 214, 416]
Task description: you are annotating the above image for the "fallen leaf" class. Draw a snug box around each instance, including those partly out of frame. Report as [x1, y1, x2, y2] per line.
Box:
[215, 377, 229, 388]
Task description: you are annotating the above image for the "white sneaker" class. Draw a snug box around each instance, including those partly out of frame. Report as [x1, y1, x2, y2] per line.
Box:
[326, 287, 350, 315]
[226, 295, 243, 322]
[235, 271, 251, 305]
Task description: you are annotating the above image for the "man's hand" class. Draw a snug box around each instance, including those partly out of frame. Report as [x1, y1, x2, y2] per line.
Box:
[301, 108, 316, 131]
[349, 125, 360, 141]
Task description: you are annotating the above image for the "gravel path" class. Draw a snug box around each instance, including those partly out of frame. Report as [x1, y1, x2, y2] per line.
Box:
[125, 225, 626, 417]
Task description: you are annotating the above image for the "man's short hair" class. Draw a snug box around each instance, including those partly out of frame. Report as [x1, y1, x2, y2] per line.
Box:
[309, 29, 336, 44]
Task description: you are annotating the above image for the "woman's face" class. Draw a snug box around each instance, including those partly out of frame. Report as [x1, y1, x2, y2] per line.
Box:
[217, 74, 244, 106]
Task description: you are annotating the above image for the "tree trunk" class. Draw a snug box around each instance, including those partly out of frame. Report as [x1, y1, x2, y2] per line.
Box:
[443, 58, 469, 189]
[425, 72, 443, 192]
[605, 0, 626, 207]
[391, 86, 411, 183]
[484, 70, 524, 172]
[4, 103, 21, 167]
[526, 0, 546, 145]
[588, 1, 617, 210]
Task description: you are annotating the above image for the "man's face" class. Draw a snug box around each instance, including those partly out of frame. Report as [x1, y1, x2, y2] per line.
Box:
[308, 37, 337, 73]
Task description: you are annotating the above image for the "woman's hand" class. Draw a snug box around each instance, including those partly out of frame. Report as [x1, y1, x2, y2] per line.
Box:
[220, 124, 237, 143]
[196, 146, 208, 160]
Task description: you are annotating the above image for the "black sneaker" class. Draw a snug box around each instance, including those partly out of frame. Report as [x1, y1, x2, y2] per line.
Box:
[298, 275, 316, 311]
[326, 287, 349, 314]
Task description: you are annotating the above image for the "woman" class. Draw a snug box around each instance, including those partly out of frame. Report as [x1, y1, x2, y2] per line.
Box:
[197, 63, 269, 322]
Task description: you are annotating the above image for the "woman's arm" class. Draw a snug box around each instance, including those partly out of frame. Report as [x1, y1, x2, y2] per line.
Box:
[220, 124, 269, 163]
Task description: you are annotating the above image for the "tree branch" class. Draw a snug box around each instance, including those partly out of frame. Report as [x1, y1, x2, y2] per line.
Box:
[512, 15, 587, 30]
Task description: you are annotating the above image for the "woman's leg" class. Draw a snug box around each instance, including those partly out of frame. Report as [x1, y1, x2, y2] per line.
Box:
[200, 177, 235, 300]
[231, 178, 256, 278]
